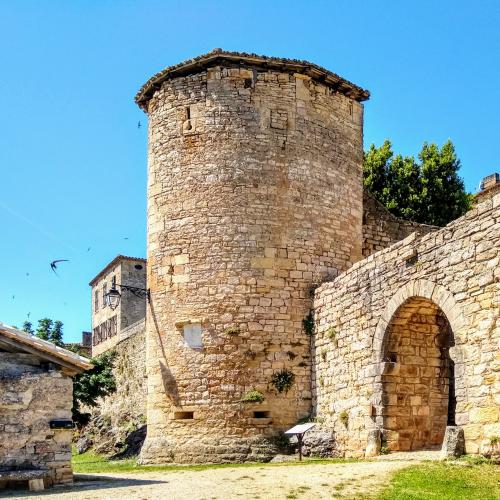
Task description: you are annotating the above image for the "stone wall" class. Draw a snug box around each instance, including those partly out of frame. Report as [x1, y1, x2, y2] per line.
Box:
[0, 353, 73, 485]
[91, 258, 146, 357]
[82, 323, 147, 455]
[141, 58, 365, 463]
[313, 192, 500, 456]
[362, 191, 437, 257]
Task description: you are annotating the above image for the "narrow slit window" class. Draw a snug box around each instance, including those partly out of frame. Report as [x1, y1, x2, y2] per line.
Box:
[253, 411, 270, 419]
[174, 411, 194, 420]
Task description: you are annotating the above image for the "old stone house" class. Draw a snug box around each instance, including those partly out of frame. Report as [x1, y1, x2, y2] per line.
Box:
[0, 322, 92, 489]
[91, 49, 498, 463]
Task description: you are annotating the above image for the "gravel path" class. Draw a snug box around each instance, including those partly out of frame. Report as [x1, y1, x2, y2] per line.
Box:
[2, 454, 438, 500]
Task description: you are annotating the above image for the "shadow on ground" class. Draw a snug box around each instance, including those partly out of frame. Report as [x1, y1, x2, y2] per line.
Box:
[0, 475, 167, 498]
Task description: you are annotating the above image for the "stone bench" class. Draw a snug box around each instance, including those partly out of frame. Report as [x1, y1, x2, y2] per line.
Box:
[0, 468, 50, 491]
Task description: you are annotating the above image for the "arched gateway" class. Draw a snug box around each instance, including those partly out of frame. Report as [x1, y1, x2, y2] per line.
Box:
[372, 281, 466, 451]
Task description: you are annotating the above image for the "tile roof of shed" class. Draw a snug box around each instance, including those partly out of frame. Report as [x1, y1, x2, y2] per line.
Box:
[0, 322, 92, 374]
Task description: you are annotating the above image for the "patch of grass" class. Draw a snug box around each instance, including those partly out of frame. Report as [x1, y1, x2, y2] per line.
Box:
[376, 462, 500, 500]
[72, 450, 353, 474]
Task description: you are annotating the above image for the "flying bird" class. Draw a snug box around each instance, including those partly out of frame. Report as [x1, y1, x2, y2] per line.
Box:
[87, 247, 91, 252]
[137, 121, 141, 129]
[50, 259, 69, 275]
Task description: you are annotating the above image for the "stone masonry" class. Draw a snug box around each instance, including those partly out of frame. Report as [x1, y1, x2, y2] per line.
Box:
[313, 191, 500, 456]
[0, 323, 91, 487]
[85, 49, 499, 464]
[90, 255, 146, 357]
[137, 49, 368, 463]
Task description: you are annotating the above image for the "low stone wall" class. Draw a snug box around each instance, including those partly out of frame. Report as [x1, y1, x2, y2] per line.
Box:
[0, 353, 73, 485]
[313, 192, 500, 456]
[362, 191, 437, 257]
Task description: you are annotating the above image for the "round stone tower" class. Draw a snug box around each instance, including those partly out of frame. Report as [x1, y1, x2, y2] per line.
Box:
[136, 49, 369, 463]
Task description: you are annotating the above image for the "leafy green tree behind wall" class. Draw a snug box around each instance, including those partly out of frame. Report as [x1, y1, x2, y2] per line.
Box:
[23, 318, 65, 347]
[363, 140, 472, 226]
[72, 350, 117, 426]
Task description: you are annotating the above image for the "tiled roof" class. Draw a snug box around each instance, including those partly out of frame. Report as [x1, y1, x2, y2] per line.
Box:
[135, 48, 370, 110]
[0, 322, 92, 374]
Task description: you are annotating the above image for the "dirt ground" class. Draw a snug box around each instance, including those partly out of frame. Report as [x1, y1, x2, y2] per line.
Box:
[2, 452, 439, 500]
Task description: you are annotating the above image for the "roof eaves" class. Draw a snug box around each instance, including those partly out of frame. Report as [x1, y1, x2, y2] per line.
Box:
[135, 49, 370, 110]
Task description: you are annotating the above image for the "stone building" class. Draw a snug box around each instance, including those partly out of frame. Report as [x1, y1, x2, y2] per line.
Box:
[313, 190, 500, 456]
[89, 255, 146, 356]
[0, 322, 92, 489]
[136, 49, 370, 463]
[84, 256, 148, 454]
[88, 49, 498, 463]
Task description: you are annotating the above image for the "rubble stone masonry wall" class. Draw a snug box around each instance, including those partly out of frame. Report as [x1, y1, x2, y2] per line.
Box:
[0, 353, 74, 485]
[141, 62, 364, 462]
[313, 192, 500, 456]
[362, 191, 437, 257]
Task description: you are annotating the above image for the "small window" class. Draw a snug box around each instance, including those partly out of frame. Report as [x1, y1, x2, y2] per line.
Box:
[94, 290, 99, 311]
[183, 323, 203, 348]
[111, 276, 116, 287]
[253, 411, 270, 419]
[134, 264, 143, 270]
[174, 411, 194, 420]
[102, 283, 107, 309]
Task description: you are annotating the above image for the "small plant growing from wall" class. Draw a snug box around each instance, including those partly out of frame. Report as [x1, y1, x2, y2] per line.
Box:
[240, 389, 265, 403]
[326, 327, 338, 347]
[244, 349, 256, 360]
[271, 369, 295, 394]
[303, 311, 315, 337]
[224, 325, 240, 336]
[319, 376, 324, 388]
[321, 349, 327, 362]
[339, 410, 349, 428]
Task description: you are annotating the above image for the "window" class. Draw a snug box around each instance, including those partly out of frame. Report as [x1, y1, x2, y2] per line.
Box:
[183, 323, 202, 348]
[253, 411, 271, 419]
[174, 411, 194, 420]
[94, 290, 99, 311]
[111, 275, 116, 288]
[102, 283, 107, 309]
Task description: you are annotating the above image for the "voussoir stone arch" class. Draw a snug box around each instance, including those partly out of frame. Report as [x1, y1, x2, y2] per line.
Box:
[372, 279, 466, 364]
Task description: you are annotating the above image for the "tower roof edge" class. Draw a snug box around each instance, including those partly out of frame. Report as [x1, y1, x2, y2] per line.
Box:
[135, 49, 370, 111]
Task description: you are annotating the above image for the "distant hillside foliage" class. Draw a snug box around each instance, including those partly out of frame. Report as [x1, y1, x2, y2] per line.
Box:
[363, 140, 472, 226]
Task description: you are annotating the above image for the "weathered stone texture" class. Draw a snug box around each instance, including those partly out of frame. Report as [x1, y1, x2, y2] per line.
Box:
[313, 192, 500, 456]
[141, 59, 364, 462]
[82, 324, 146, 455]
[91, 257, 146, 356]
[362, 191, 437, 257]
[0, 353, 74, 485]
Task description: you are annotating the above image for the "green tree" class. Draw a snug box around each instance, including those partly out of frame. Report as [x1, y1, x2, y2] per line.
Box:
[363, 139, 471, 226]
[36, 318, 53, 341]
[22, 321, 34, 335]
[72, 350, 117, 426]
[50, 320, 64, 347]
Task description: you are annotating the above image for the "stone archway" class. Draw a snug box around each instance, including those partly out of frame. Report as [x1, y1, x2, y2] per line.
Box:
[371, 280, 466, 452]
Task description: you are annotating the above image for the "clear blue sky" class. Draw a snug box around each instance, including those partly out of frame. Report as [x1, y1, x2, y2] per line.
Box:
[1, 0, 498, 343]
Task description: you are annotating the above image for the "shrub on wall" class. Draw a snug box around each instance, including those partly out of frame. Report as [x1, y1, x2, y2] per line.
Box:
[270, 369, 295, 393]
[240, 389, 265, 403]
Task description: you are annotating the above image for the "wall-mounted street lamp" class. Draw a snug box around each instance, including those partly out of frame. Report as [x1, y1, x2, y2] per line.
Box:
[105, 283, 150, 310]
